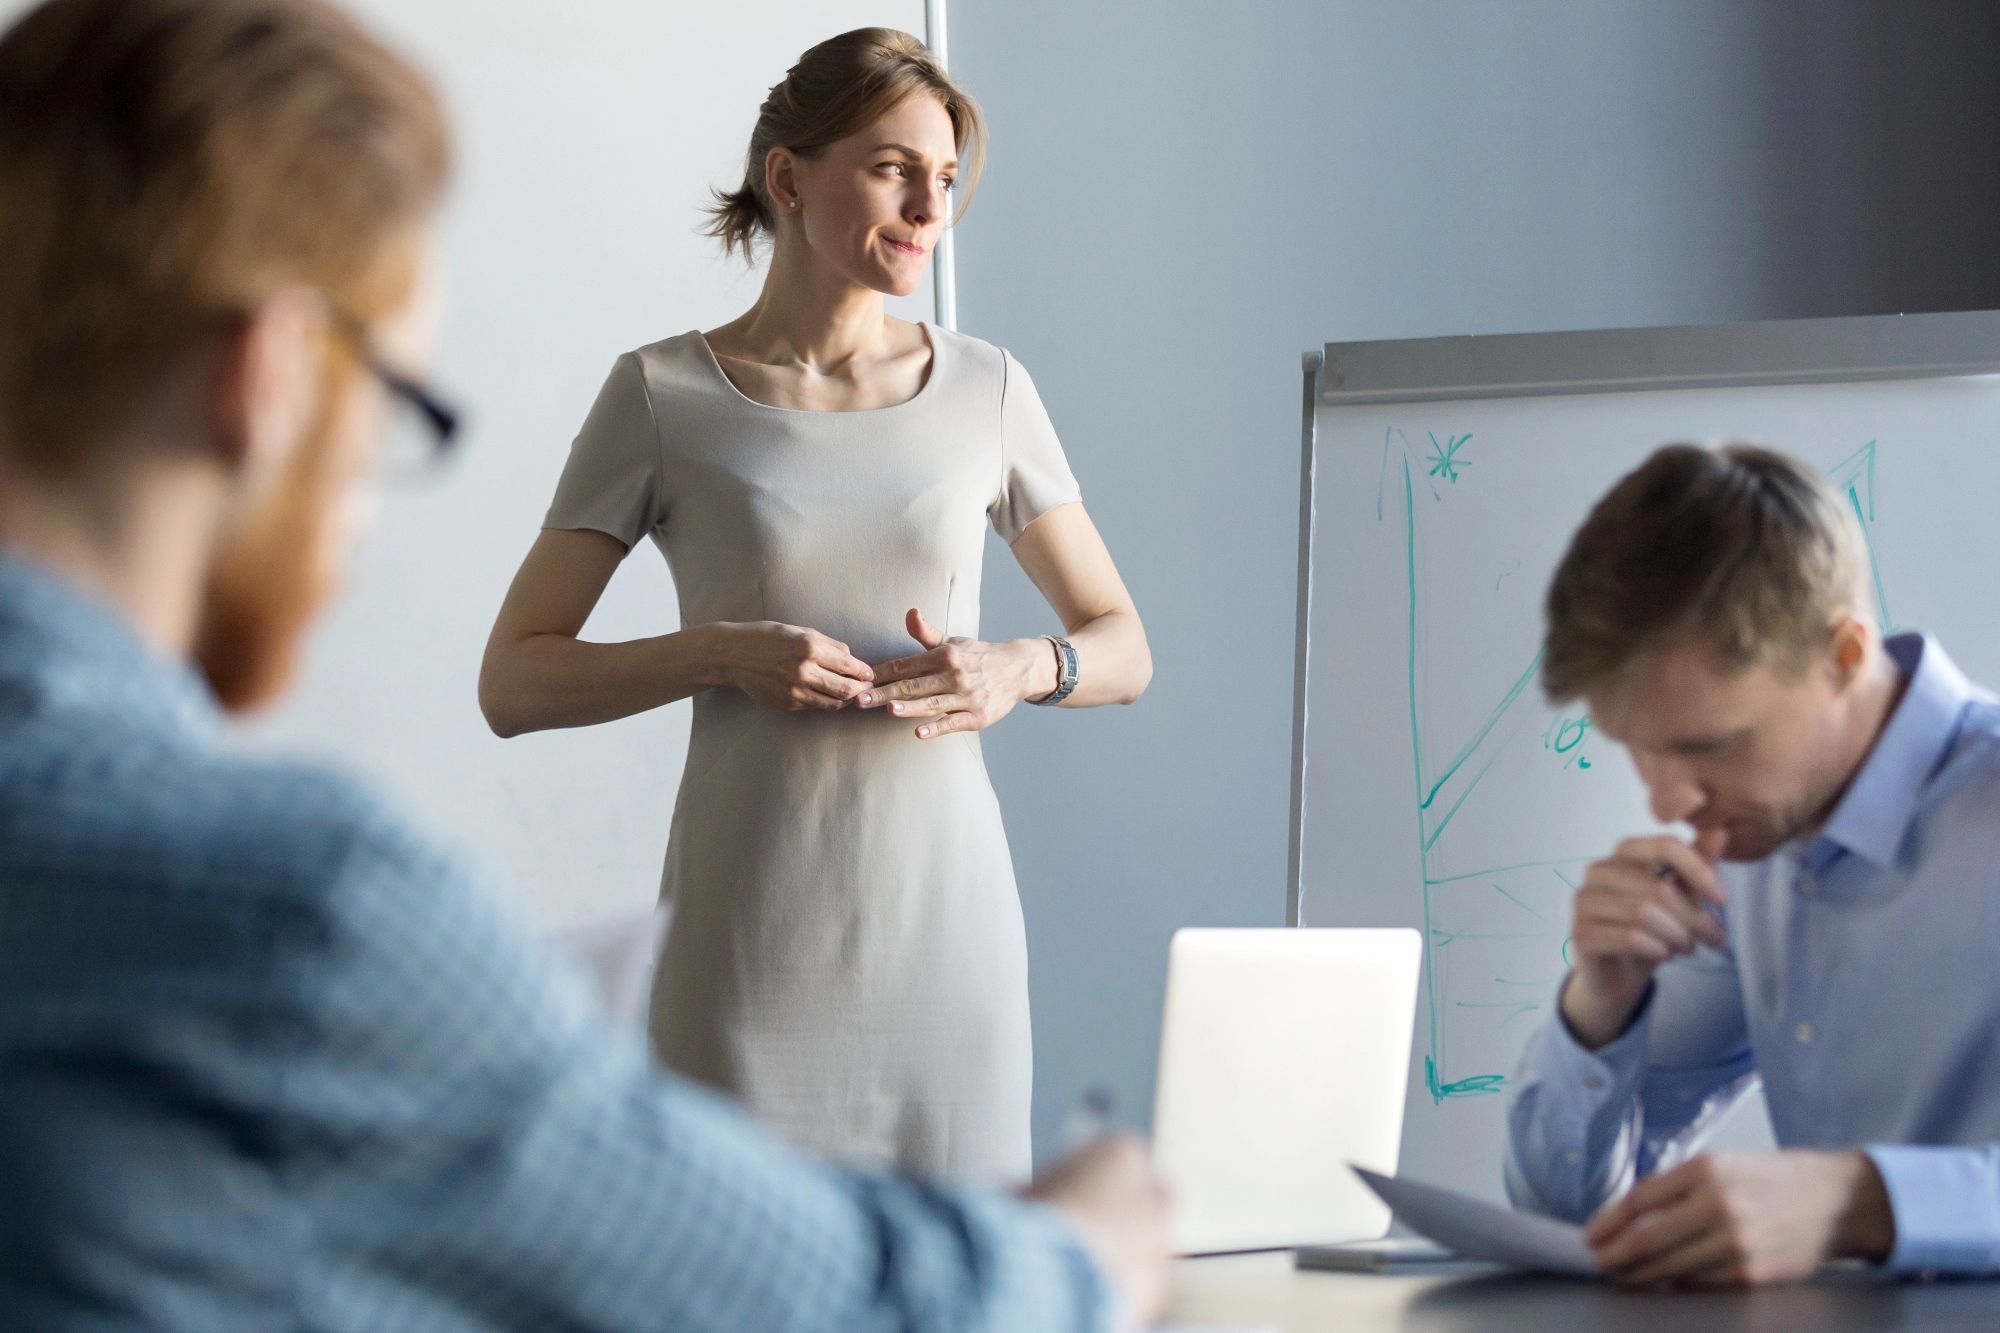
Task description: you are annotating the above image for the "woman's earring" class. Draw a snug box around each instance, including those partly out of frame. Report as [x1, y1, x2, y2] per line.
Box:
[788, 200, 799, 210]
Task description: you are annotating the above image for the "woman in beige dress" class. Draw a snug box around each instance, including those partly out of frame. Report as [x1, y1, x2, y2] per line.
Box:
[479, 29, 1151, 1183]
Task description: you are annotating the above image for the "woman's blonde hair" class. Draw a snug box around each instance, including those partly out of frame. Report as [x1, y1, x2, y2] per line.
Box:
[704, 27, 984, 261]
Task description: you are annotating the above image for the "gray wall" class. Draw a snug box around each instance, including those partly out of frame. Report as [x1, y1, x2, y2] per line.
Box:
[952, 0, 2000, 1159]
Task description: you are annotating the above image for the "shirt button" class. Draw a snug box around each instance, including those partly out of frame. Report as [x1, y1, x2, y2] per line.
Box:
[1584, 1075, 1606, 1090]
[1796, 1023, 1814, 1044]
[1565, 1152, 1582, 1165]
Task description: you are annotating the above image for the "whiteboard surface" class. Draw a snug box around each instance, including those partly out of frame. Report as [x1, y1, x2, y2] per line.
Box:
[1298, 370, 2000, 1199]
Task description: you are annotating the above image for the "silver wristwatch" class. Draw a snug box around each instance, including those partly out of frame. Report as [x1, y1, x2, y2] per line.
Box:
[1032, 635, 1078, 706]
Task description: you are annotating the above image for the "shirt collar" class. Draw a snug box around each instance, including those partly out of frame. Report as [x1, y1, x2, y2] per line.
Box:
[0, 546, 220, 743]
[1805, 633, 1975, 872]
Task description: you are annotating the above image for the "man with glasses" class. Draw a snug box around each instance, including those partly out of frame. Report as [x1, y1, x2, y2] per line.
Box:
[0, 0, 1169, 1328]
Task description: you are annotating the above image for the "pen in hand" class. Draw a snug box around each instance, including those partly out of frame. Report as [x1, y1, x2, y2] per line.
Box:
[1562, 832, 1729, 1048]
[1650, 858, 1727, 940]
[1026, 1085, 1173, 1333]
[1061, 1083, 1118, 1151]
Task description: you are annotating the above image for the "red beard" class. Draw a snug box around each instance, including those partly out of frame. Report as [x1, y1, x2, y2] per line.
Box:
[192, 391, 354, 714]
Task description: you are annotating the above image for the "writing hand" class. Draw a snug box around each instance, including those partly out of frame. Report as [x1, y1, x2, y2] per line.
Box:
[1586, 1150, 1894, 1287]
[705, 621, 873, 712]
[1026, 1134, 1174, 1330]
[1561, 829, 1729, 1049]
[855, 608, 1058, 739]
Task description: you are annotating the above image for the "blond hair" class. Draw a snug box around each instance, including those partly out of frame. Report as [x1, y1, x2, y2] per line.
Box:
[1542, 443, 1868, 703]
[0, 0, 449, 471]
[704, 27, 984, 261]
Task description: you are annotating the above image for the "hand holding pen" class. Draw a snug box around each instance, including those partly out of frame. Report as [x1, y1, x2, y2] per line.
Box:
[1026, 1085, 1174, 1331]
[1559, 829, 1729, 1050]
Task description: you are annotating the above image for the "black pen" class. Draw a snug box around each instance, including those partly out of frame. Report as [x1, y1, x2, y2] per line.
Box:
[1061, 1084, 1117, 1150]
[1651, 858, 1726, 933]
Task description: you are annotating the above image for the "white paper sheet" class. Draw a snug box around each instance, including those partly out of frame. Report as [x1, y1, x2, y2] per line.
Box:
[1352, 1168, 1598, 1277]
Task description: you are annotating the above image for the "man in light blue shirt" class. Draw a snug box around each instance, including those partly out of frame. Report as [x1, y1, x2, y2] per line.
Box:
[1507, 442, 2000, 1285]
[0, 0, 1168, 1327]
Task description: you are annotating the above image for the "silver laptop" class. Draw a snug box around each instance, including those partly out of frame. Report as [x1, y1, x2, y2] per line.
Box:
[1151, 927, 1422, 1254]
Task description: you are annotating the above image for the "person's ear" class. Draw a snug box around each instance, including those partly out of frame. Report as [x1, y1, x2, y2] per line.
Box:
[764, 146, 801, 216]
[1826, 611, 1871, 690]
[209, 286, 326, 484]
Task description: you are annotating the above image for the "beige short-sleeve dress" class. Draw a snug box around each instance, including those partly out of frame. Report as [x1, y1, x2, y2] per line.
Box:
[544, 325, 1079, 1182]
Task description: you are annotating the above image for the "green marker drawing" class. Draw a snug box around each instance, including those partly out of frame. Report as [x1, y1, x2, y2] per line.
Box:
[1377, 429, 1897, 1103]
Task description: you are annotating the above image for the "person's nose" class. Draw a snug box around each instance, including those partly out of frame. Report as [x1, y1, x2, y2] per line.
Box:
[1636, 752, 1706, 826]
[908, 177, 944, 232]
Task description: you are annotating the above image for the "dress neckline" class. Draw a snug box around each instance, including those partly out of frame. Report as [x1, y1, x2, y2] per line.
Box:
[692, 322, 943, 417]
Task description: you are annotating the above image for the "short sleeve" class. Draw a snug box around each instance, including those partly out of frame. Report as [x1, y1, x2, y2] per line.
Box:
[989, 350, 1082, 543]
[543, 353, 661, 549]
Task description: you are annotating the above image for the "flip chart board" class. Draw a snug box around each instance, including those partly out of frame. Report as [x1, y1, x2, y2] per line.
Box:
[1289, 310, 2000, 1198]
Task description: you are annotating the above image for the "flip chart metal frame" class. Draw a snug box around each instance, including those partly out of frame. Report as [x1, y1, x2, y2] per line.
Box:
[923, 0, 956, 332]
[1287, 308, 2000, 925]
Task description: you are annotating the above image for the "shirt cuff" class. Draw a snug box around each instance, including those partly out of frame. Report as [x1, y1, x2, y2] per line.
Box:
[1013, 1198, 1122, 1332]
[1546, 977, 1656, 1094]
[1867, 1144, 2000, 1275]
[1507, 979, 1656, 1218]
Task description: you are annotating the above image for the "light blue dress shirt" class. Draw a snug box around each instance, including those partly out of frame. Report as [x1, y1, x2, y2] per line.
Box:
[1507, 633, 2000, 1275]
[0, 551, 1110, 1331]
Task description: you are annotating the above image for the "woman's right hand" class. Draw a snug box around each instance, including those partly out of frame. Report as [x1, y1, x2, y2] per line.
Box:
[703, 621, 874, 711]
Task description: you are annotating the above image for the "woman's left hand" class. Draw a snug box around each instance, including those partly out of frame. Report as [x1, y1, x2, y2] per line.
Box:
[858, 609, 1058, 739]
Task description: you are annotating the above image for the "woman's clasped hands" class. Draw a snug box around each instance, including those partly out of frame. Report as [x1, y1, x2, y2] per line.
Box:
[858, 608, 1059, 738]
[712, 608, 1059, 738]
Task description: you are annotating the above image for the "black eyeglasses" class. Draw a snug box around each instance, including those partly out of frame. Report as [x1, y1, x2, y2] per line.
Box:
[329, 307, 463, 474]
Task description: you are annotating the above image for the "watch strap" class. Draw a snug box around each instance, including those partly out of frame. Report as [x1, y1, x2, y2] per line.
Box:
[1033, 635, 1079, 706]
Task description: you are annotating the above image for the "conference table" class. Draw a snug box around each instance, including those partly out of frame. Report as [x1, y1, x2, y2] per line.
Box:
[1172, 1251, 2000, 1331]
